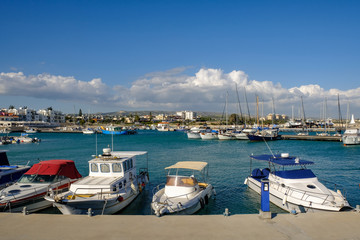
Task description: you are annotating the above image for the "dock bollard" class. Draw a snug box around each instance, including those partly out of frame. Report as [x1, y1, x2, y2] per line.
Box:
[223, 208, 230, 217]
[22, 207, 28, 216]
[259, 179, 271, 219]
[87, 208, 92, 217]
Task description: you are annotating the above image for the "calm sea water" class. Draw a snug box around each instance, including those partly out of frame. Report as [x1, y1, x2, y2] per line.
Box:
[2, 131, 359, 215]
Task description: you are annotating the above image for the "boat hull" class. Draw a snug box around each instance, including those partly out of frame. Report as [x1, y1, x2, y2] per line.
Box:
[187, 132, 201, 139]
[246, 177, 349, 213]
[342, 135, 360, 145]
[151, 184, 214, 216]
[52, 191, 139, 215]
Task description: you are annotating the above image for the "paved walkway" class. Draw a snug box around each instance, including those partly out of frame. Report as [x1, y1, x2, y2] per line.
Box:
[0, 212, 359, 240]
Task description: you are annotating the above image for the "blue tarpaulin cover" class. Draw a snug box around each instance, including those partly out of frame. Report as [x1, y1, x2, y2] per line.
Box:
[250, 154, 314, 166]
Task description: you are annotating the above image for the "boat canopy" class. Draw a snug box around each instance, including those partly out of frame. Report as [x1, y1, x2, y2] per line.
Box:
[165, 161, 208, 171]
[250, 154, 314, 166]
[25, 160, 82, 179]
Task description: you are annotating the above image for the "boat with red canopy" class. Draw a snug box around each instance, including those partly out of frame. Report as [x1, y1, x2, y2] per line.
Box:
[0, 159, 81, 213]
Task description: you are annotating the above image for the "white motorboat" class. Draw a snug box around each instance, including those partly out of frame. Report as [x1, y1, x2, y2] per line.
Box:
[244, 153, 352, 213]
[218, 131, 236, 140]
[235, 128, 256, 140]
[0, 151, 31, 190]
[25, 128, 37, 134]
[0, 160, 82, 213]
[199, 129, 218, 140]
[46, 148, 149, 215]
[82, 128, 95, 134]
[187, 127, 201, 139]
[157, 122, 169, 132]
[151, 161, 215, 217]
[342, 114, 360, 145]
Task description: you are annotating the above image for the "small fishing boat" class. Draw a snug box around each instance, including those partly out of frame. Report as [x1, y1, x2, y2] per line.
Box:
[151, 161, 215, 217]
[244, 153, 352, 213]
[45, 148, 149, 215]
[0, 160, 82, 213]
[0, 151, 31, 190]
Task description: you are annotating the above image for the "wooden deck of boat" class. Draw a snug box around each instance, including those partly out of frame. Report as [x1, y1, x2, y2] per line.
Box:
[281, 134, 342, 141]
[1, 212, 359, 240]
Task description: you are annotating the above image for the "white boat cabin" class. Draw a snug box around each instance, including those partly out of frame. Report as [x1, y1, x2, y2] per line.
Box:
[69, 148, 146, 195]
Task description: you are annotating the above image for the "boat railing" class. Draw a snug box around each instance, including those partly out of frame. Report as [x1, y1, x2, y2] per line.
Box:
[71, 187, 116, 199]
[272, 181, 345, 206]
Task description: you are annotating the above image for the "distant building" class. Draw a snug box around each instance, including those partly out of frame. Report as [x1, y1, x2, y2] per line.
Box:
[176, 111, 197, 121]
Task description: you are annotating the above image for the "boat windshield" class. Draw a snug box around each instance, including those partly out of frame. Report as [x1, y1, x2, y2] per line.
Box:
[18, 174, 57, 183]
[166, 176, 198, 187]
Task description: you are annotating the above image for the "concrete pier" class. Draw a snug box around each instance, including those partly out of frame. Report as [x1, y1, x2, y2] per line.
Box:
[0, 212, 359, 240]
[281, 134, 342, 141]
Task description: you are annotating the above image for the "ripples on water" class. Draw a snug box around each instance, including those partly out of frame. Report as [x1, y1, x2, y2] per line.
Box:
[2, 131, 359, 215]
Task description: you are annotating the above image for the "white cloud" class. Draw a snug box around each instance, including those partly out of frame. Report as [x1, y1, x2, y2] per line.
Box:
[1, 69, 359, 117]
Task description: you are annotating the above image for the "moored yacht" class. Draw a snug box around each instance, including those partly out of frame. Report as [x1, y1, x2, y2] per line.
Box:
[0, 160, 82, 213]
[187, 127, 202, 139]
[46, 148, 149, 215]
[200, 129, 218, 140]
[151, 161, 215, 217]
[342, 114, 360, 145]
[244, 153, 352, 213]
[247, 128, 281, 141]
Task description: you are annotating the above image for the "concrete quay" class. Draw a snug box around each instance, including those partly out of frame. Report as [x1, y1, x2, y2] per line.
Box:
[281, 134, 342, 141]
[0, 212, 359, 240]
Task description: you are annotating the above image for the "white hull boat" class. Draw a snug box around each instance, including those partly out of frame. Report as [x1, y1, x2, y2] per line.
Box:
[235, 132, 249, 140]
[200, 132, 218, 140]
[245, 153, 352, 213]
[0, 160, 82, 213]
[46, 148, 149, 215]
[151, 161, 215, 217]
[187, 127, 201, 139]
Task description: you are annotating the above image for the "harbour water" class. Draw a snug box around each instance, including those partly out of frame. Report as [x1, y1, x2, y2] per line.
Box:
[1, 131, 359, 215]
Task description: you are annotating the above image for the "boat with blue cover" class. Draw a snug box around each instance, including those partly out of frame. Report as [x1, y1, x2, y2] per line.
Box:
[244, 153, 352, 213]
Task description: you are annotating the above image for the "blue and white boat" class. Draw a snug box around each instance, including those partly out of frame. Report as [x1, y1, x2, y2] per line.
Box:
[0, 150, 31, 190]
[101, 125, 136, 135]
[244, 153, 352, 213]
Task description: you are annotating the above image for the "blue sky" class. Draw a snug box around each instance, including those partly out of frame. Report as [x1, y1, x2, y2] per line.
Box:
[1, 0, 360, 118]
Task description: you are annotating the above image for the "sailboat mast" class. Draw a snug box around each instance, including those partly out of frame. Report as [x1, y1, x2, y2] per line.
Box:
[244, 87, 251, 124]
[256, 95, 259, 126]
[235, 84, 243, 124]
[337, 94, 343, 129]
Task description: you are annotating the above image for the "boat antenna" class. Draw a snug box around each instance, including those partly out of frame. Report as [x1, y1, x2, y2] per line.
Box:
[263, 137, 275, 158]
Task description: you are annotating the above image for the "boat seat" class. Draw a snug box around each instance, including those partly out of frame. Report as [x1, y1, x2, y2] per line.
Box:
[262, 168, 270, 177]
[198, 182, 208, 189]
[251, 168, 265, 179]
